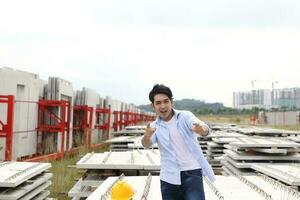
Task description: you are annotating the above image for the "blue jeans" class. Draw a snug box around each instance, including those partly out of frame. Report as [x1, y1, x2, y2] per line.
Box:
[160, 168, 205, 200]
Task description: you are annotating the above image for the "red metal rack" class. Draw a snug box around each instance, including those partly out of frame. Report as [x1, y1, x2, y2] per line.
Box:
[113, 111, 120, 131]
[34, 99, 71, 161]
[0, 95, 14, 161]
[95, 108, 111, 141]
[73, 105, 93, 147]
[1, 94, 155, 162]
[112, 110, 155, 132]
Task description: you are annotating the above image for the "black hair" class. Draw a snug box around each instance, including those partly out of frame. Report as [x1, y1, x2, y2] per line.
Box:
[149, 84, 173, 103]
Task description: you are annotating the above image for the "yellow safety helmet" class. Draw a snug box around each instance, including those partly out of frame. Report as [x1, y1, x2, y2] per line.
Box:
[111, 180, 134, 200]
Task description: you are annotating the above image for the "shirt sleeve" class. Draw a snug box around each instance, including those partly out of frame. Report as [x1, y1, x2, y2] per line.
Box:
[151, 132, 157, 144]
[185, 111, 211, 135]
[150, 121, 157, 144]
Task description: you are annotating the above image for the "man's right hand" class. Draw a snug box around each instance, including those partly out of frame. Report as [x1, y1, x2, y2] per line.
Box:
[142, 123, 156, 148]
[145, 123, 156, 137]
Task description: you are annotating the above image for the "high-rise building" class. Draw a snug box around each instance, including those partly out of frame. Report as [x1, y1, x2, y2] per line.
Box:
[232, 88, 300, 110]
[233, 89, 271, 109]
[273, 88, 300, 109]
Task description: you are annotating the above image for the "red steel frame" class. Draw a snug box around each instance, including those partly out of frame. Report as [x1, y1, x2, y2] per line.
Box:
[113, 111, 120, 131]
[113, 110, 155, 132]
[27, 99, 71, 162]
[0, 94, 155, 162]
[73, 105, 93, 146]
[0, 95, 14, 161]
[95, 108, 111, 141]
[119, 111, 125, 130]
[73, 105, 93, 130]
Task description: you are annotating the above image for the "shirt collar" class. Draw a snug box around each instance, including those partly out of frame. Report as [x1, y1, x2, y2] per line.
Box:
[155, 109, 182, 125]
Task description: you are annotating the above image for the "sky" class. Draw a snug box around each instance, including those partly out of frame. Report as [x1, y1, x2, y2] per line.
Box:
[0, 0, 300, 107]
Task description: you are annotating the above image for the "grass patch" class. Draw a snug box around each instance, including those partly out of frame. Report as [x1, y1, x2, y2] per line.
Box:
[267, 125, 300, 131]
[198, 114, 300, 131]
[198, 114, 251, 125]
[49, 145, 109, 200]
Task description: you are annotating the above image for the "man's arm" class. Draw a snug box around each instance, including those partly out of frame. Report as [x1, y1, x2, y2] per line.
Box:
[142, 124, 156, 148]
[192, 123, 210, 136]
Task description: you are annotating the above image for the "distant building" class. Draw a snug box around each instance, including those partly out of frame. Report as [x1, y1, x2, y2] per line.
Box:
[273, 88, 300, 109]
[233, 89, 271, 109]
[233, 87, 300, 110]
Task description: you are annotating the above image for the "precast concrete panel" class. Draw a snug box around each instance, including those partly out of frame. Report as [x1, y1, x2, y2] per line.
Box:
[229, 137, 300, 148]
[55, 77, 73, 151]
[18, 181, 51, 200]
[105, 96, 114, 135]
[0, 173, 52, 200]
[0, 162, 51, 187]
[82, 88, 99, 144]
[251, 163, 300, 186]
[0, 68, 41, 160]
[224, 149, 300, 161]
[76, 150, 160, 170]
[45, 77, 73, 152]
[86, 175, 300, 200]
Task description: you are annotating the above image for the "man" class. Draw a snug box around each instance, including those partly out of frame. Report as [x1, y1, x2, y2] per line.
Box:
[142, 84, 215, 200]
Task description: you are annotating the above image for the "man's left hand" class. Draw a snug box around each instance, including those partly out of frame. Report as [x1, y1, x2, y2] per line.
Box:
[192, 123, 207, 135]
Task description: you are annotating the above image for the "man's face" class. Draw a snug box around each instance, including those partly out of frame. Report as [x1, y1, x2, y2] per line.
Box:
[152, 93, 173, 121]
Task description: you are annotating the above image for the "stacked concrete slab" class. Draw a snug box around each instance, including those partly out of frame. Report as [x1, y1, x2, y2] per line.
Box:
[106, 136, 141, 151]
[68, 149, 160, 199]
[288, 136, 300, 144]
[107, 126, 158, 149]
[206, 132, 245, 173]
[112, 125, 146, 137]
[127, 137, 159, 150]
[198, 130, 246, 174]
[0, 68, 46, 160]
[252, 163, 300, 189]
[222, 137, 300, 176]
[76, 149, 160, 171]
[234, 126, 300, 136]
[0, 161, 52, 200]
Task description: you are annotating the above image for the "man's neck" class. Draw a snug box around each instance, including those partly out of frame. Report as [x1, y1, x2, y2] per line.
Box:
[163, 110, 174, 122]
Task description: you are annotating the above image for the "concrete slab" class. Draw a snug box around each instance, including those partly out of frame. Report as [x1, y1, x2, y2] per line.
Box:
[212, 137, 242, 144]
[224, 149, 300, 161]
[68, 178, 92, 198]
[251, 163, 300, 186]
[223, 156, 254, 169]
[125, 126, 146, 131]
[112, 129, 145, 137]
[76, 150, 160, 170]
[31, 190, 50, 200]
[18, 181, 51, 200]
[288, 136, 300, 143]
[86, 175, 300, 200]
[0, 162, 51, 187]
[229, 137, 300, 148]
[86, 175, 162, 200]
[0, 173, 52, 200]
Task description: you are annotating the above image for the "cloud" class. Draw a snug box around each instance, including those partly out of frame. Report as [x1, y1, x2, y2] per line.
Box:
[1, 0, 300, 107]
